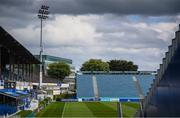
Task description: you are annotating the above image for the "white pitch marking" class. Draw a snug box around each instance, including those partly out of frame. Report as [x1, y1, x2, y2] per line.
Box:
[62, 102, 66, 118]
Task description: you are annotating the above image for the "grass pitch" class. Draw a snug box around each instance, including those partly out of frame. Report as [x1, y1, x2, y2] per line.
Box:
[121, 102, 140, 117]
[36, 102, 65, 117]
[16, 110, 32, 117]
[36, 102, 139, 117]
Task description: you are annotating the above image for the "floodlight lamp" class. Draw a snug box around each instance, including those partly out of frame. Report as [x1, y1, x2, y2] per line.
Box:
[44, 11, 49, 15]
[44, 6, 49, 10]
[38, 14, 42, 18]
[41, 5, 45, 9]
[41, 5, 49, 10]
[38, 9, 43, 14]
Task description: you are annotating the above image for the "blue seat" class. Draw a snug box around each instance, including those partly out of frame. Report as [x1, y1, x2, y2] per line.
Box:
[0, 104, 17, 116]
[76, 74, 154, 98]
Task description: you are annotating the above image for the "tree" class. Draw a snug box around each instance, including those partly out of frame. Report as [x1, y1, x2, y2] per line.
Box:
[80, 59, 110, 71]
[47, 62, 70, 81]
[108, 60, 138, 71]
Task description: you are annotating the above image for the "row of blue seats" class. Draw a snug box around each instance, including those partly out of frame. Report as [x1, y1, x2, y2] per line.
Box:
[76, 74, 154, 98]
[0, 104, 17, 116]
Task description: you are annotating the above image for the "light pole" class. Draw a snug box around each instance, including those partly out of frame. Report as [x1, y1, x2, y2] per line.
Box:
[132, 76, 144, 117]
[38, 5, 49, 89]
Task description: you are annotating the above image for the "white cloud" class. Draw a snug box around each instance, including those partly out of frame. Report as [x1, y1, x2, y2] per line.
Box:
[44, 15, 102, 47]
[8, 14, 178, 71]
[150, 23, 177, 42]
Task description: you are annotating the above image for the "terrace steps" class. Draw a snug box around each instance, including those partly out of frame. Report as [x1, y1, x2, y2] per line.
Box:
[141, 24, 180, 117]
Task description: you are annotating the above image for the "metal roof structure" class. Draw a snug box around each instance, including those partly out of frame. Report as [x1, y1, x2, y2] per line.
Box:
[0, 26, 40, 64]
[34, 55, 72, 64]
[0, 89, 29, 99]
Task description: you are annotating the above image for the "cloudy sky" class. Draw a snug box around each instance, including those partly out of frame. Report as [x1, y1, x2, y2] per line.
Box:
[0, 0, 180, 71]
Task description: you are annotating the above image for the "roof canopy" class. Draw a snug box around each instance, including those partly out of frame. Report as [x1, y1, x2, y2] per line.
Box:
[0, 89, 29, 99]
[0, 26, 40, 64]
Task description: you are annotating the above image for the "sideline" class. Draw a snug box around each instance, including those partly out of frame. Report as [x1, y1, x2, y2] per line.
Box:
[120, 102, 123, 118]
[61, 102, 66, 118]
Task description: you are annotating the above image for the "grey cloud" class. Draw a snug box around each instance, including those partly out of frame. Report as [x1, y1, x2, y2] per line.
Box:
[0, 0, 180, 16]
[90, 17, 169, 49]
[6, 13, 177, 71]
[0, 0, 33, 6]
[0, 0, 179, 30]
[0, 0, 178, 71]
[46, 0, 180, 15]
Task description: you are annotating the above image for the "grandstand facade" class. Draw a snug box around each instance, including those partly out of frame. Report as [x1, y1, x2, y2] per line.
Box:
[0, 26, 40, 89]
[141, 25, 180, 117]
[0, 26, 40, 115]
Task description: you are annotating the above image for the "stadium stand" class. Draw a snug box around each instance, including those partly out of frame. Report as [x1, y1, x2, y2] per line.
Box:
[0, 26, 40, 116]
[0, 26, 40, 83]
[0, 104, 16, 116]
[139, 24, 180, 117]
[76, 72, 154, 99]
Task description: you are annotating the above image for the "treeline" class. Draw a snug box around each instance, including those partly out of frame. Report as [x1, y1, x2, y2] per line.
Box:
[80, 59, 138, 71]
[47, 59, 138, 81]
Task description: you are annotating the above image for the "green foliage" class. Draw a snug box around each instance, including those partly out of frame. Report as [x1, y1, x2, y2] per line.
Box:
[53, 94, 66, 100]
[80, 59, 110, 71]
[46, 90, 53, 95]
[38, 97, 52, 108]
[44, 98, 49, 104]
[47, 97, 52, 102]
[16, 110, 32, 117]
[108, 60, 138, 71]
[53, 93, 76, 100]
[38, 100, 46, 108]
[47, 62, 71, 80]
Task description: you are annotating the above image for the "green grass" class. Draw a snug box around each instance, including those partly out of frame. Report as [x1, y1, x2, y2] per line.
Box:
[16, 110, 32, 117]
[63, 102, 118, 117]
[63, 102, 95, 117]
[121, 102, 140, 117]
[35, 102, 139, 117]
[36, 102, 65, 117]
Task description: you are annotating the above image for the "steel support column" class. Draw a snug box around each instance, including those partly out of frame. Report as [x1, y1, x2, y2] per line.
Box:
[0, 46, 1, 80]
[17, 62, 20, 81]
[22, 64, 24, 81]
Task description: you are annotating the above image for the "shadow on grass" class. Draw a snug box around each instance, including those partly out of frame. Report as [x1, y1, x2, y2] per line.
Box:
[36, 102, 65, 117]
[85, 102, 118, 117]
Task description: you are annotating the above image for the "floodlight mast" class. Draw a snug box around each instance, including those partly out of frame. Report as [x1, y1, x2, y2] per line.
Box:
[38, 5, 49, 89]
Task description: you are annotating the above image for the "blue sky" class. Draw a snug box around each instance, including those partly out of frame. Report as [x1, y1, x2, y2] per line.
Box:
[0, 0, 180, 71]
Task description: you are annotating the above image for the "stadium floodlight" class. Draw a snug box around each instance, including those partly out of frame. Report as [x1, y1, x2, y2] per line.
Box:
[132, 76, 144, 117]
[38, 5, 49, 89]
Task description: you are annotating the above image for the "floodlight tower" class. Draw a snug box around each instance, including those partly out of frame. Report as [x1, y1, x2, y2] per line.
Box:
[38, 5, 49, 88]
